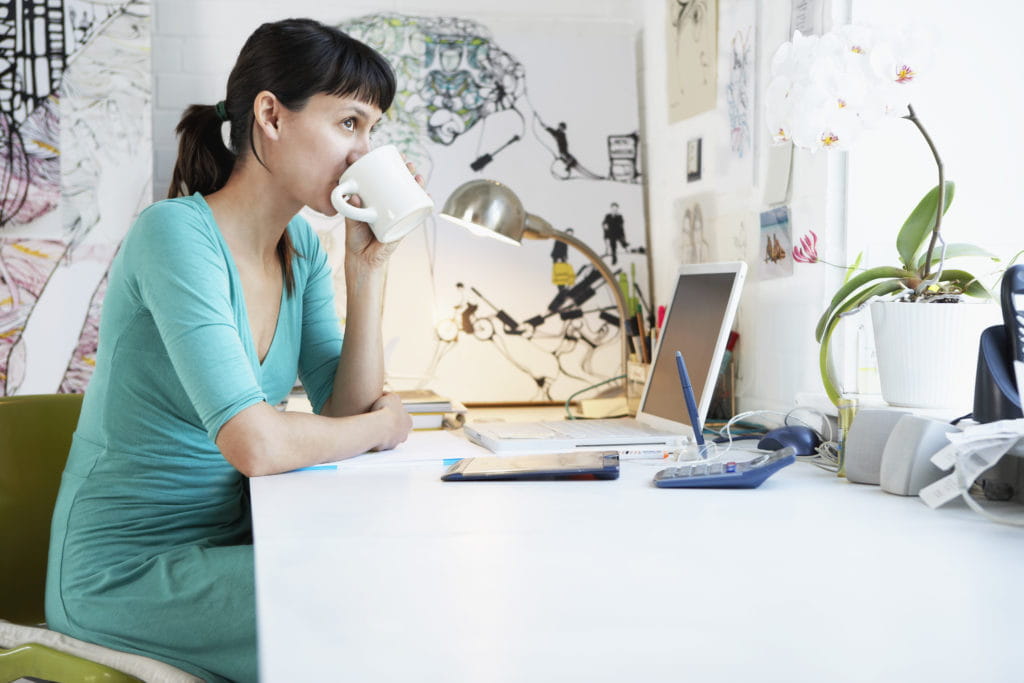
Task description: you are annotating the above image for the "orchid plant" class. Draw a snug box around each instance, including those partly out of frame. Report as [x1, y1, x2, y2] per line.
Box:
[766, 25, 995, 405]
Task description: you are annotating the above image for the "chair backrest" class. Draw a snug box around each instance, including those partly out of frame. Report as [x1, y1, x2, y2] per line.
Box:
[0, 393, 84, 625]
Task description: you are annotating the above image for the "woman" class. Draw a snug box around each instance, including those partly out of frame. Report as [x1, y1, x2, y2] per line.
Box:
[45, 18, 413, 681]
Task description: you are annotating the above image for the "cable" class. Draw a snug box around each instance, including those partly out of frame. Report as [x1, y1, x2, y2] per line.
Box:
[784, 406, 836, 443]
[957, 468, 1024, 527]
[715, 407, 839, 473]
[799, 441, 841, 473]
[563, 374, 626, 419]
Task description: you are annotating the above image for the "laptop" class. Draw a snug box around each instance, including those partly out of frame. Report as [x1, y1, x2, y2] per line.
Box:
[464, 261, 748, 452]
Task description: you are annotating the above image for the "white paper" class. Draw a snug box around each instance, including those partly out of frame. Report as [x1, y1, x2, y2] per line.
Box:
[920, 418, 1024, 508]
[339, 430, 492, 468]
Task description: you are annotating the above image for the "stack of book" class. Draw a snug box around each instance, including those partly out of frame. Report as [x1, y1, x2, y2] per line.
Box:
[396, 389, 467, 431]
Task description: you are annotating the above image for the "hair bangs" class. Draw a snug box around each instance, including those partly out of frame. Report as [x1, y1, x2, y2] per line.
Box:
[321, 38, 396, 113]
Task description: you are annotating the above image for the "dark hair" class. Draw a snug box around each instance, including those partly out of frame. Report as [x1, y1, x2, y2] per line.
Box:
[167, 18, 397, 294]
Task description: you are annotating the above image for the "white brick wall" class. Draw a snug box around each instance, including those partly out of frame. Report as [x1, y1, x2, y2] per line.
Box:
[150, 0, 645, 199]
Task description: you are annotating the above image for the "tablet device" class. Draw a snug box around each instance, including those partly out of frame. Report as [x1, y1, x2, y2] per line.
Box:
[442, 451, 620, 481]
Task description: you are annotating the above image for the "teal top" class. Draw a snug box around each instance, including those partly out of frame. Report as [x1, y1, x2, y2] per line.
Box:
[45, 193, 343, 682]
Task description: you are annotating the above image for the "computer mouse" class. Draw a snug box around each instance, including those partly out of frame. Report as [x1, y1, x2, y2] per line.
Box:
[757, 425, 821, 457]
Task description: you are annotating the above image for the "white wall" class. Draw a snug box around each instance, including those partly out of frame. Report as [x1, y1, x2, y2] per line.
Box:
[641, 0, 1024, 414]
[847, 0, 1024, 278]
[154, 0, 1020, 411]
[152, 0, 837, 411]
[151, 0, 644, 200]
[641, 0, 849, 413]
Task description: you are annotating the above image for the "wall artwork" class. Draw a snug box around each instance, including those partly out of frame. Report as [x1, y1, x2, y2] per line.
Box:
[0, 0, 152, 396]
[758, 206, 793, 279]
[715, 0, 756, 193]
[673, 194, 714, 265]
[666, 0, 718, 123]
[725, 23, 752, 162]
[303, 13, 647, 403]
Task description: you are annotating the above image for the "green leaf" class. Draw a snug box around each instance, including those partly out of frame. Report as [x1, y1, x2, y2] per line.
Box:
[844, 252, 863, 285]
[938, 268, 992, 299]
[896, 181, 955, 269]
[817, 280, 905, 404]
[814, 266, 909, 342]
[914, 243, 998, 270]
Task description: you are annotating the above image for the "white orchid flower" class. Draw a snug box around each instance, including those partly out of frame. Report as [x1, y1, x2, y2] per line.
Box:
[766, 24, 930, 152]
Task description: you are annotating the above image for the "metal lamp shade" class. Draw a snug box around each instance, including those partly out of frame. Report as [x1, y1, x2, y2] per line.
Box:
[440, 179, 526, 246]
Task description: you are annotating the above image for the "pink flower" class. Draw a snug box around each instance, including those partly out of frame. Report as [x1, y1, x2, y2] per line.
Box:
[792, 230, 819, 263]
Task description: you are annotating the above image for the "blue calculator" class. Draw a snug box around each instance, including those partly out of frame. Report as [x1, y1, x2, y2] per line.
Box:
[653, 448, 796, 489]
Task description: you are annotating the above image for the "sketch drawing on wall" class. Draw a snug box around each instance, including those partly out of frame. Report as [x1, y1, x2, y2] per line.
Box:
[727, 27, 752, 159]
[666, 0, 718, 123]
[1, 0, 151, 396]
[674, 195, 712, 264]
[329, 13, 647, 402]
[343, 14, 641, 186]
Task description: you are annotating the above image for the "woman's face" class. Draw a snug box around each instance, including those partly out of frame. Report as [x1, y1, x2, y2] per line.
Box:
[270, 92, 382, 216]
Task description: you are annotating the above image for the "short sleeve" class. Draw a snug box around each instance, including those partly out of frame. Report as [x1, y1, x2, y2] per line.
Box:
[124, 201, 266, 440]
[291, 219, 343, 414]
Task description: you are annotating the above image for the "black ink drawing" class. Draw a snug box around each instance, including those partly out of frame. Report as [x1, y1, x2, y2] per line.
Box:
[428, 268, 620, 401]
[339, 13, 649, 401]
[342, 13, 641, 184]
[666, 0, 718, 122]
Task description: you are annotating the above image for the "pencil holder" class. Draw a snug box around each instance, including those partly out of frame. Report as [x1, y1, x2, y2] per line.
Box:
[626, 360, 650, 415]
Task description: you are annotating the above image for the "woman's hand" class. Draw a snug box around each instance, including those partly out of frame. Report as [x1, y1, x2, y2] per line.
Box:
[344, 158, 426, 272]
[369, 392, 413, 451]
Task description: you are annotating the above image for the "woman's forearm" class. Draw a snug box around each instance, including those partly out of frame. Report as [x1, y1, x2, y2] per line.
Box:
[217, 399, 409, 477]
[322, 264, 387, 417]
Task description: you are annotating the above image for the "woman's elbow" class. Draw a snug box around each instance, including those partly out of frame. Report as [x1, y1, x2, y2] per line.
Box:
[216, 404, 279, 477]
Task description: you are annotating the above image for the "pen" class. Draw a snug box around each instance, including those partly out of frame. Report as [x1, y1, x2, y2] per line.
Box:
[674, 350, 706, 456]
[635, 312, 649, 363]
[294, 464, 338, 472]
[656, 305, 666, 329]
[633, 282, 653, 327]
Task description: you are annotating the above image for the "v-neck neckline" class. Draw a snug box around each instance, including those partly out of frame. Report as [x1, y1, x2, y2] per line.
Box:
[195, 193, 285, 368]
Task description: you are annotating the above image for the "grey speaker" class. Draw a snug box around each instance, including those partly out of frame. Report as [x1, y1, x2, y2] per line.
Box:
[845, 409, 911, 485]
[880, 415, 960, 496]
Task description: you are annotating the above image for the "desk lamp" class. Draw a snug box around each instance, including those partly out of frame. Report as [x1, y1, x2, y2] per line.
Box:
[440, 179, 630, 382]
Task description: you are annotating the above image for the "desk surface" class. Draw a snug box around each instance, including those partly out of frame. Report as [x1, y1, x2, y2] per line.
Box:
[252, 423, 1024, 682]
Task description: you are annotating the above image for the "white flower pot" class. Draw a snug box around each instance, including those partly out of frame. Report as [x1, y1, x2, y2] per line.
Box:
[870, 300, 1000, 410]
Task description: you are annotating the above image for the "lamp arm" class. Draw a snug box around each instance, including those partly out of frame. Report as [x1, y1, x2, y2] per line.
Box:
[524, 213, 631, 383]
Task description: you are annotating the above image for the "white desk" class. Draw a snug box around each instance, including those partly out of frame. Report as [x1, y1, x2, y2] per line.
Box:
[252, 427, 1024, 682]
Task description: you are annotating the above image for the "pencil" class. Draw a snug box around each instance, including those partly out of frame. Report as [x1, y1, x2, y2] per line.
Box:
[635, 312, 648, 363]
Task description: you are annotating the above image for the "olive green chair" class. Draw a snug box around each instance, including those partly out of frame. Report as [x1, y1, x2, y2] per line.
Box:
[0, 393, 200, 683]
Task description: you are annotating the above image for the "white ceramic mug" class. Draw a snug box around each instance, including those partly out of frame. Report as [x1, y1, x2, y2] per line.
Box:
[330, 145, 434, 243]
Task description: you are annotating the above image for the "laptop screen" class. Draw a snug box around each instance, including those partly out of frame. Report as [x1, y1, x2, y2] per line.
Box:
[638, 264, 745, 432]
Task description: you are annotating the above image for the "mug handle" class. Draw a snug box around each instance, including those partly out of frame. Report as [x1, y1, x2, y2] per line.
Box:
[330, 179, 377, 223]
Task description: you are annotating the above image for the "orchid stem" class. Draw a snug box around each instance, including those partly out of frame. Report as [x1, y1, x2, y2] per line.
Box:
[903, 104, 944, 281]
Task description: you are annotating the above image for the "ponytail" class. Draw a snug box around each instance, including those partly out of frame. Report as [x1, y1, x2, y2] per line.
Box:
[167, 104, 234, 199]
[167, 101, 298, 296]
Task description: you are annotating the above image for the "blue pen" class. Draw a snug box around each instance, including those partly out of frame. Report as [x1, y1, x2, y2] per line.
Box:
[294, 464, 338, 472]
[674, 350, 707, 457]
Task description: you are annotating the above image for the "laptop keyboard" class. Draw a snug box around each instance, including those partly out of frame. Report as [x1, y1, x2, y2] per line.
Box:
[486, 419, 668, 440]
[542, 419, 666, 437]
